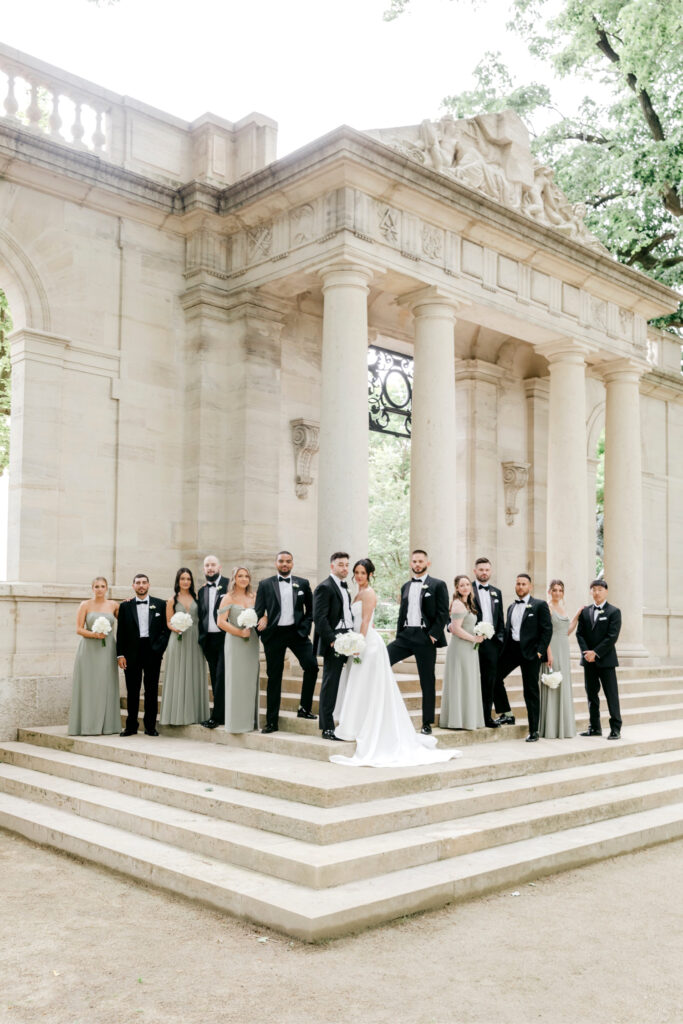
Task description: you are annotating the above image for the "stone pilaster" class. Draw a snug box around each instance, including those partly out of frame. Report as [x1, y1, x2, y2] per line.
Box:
[524, 377, 550, 590]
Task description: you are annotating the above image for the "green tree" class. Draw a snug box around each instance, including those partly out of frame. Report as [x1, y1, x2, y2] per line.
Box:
[385, 0, 683, 328]
[368, 431, 410, 616]
[0, 288, 12, 474]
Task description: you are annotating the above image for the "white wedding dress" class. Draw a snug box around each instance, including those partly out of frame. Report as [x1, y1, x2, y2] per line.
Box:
[330, 603, 461, 768]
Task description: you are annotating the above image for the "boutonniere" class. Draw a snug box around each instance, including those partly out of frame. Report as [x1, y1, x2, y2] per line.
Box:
[293, 582, 299, 589]
[421, 584, 428, 591]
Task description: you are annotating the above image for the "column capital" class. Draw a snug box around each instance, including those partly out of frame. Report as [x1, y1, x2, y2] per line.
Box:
[534, 339, 590, 366]
[598, 356, 650, 385]
[309, 250, 385, 289]
[397, 285, 467, 317]
[455, 358, 506, 388]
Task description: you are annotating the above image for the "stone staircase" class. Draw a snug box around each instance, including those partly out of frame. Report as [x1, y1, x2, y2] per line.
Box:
[0, 662, 683, 940]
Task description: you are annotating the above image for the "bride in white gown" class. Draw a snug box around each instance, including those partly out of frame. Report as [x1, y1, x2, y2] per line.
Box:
[330, 559, 461, 768]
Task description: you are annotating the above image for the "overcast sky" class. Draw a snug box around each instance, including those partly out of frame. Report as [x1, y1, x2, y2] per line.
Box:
[1, 0, 582, 157]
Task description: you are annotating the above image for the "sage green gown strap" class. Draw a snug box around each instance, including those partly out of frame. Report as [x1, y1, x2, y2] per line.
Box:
[223, 604, 260, 733]
[439, 610, 485, 730]
[159, 599, 209, 726]
[68, 611, 121, 736]
[539, 612, 576, 738]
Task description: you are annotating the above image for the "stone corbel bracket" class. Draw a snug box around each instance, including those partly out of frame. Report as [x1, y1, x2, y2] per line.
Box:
[501, 461, 530, 525]
[290, 418, 320, 499]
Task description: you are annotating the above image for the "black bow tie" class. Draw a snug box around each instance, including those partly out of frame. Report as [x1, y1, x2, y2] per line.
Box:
[340, 581, 349, 589]
[278, 576, 291, 583]
[515, 599, 525, 604]
[412, 578, 425, 583]
[136, 600, 148, 605]
[206, 582, 216, 588]
[478, 585, 490, 591]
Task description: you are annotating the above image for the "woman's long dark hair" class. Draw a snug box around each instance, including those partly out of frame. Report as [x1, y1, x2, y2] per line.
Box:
[353, 557, 376, 580]
[173, 567, 197, 602]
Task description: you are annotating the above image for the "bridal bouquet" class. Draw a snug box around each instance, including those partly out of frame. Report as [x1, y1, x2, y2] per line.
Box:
[541, 669, 562, 689]
[237, 608, 258, 631]
[170, 611, 193, 642]
[472, 621, 494, 650]
[334, 630, 366, 663]
[91, 616, 112, 648]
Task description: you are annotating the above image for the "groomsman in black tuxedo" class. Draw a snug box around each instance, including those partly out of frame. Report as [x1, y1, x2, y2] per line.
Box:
[497, 573, 553, 742]
[313, 551, 355, 740]
[471, 556, 506, 728]
[255, 550, 318, 734]
[387, 549, 450, 735]
[576, 579, 622, 739]
[197, 554, 230, 729]
[116, 573, 170, 736]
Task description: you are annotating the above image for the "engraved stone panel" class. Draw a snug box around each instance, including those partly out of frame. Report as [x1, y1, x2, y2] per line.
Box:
[498, 256, 519, 293]
[462, 240, 484, 279]
[421, 224, 443, 261]
[290, 203, 315, 246]
[531, 270, 550, 306]
[246, 223, 273, 262]
[377, 205, 400, 245]
[562, 283, 580, 318]
[590, 295, 607, 331]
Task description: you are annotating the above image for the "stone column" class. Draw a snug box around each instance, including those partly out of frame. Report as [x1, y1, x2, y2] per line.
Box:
[316, 262, 373, 577]
[538, 342, 589, 610]
[524, 377, 550, 590]
[602, 359, 648, 657]
[402, 287, 460, 581]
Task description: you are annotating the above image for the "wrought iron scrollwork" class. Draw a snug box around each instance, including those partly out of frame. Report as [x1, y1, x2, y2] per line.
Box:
[368, 346, 413, 438]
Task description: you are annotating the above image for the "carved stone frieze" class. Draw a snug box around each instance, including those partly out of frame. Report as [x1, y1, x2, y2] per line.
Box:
[290, 418, 319, 499]
[291, 203, 315, 245]
[247, 223, 272, 262]
[421, 224, 443, 260]
[501, 461, 530, 526]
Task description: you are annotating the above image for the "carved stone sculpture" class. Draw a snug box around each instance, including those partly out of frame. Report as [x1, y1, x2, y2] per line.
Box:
[501, 461, 530, 526]
[290, 418, 319, 499]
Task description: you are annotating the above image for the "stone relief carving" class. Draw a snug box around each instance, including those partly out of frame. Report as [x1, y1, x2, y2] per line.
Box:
[421, 224, 443, 260]
[290, 418, 319, 499]
[291, 203, 315, 245]
[501, 461, 530, 525]
[378, 207, 399, 244]
[247, 223, 272, 261]
[367, 113, 607, 254]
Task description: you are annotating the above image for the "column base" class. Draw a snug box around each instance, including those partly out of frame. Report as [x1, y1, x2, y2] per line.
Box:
[617, 643, 650, 664]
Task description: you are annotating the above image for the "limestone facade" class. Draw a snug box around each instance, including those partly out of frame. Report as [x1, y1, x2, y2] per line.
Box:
[0, 43, 681, 740]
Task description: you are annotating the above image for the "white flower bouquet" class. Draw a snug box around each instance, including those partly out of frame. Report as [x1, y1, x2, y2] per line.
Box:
[237, 608, 258, 632]
[473, 621, 494, 650]
[333, 630, 366, 664]
[170, 611, 193, 642]
[91, 616, 112, 648]
[541, 670, 562, 689]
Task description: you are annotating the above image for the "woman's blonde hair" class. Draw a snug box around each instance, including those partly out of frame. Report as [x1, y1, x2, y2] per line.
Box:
[91, 576, 108, 588]
[228, 566, 253, 595]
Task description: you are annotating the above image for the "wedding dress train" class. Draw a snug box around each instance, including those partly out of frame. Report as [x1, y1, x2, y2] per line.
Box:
[330, 604, 461, 767]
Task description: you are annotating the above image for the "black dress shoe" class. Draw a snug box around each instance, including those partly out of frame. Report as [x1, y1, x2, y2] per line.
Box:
[297, 707, 316, 720]
[420, 724, 432, 735]
[484, 719, 500, 729]
[119, 730, 137, 737]
[261, 724, 278, 734]
[607, 729, 621, 740]
[144, 729, 159, 737]
[525, 732, 540, 742]
[580, 727, 603, 736]
[322, 729, 342, 741]
[201, 719, 218, 730]
[496, 714, 516, 725]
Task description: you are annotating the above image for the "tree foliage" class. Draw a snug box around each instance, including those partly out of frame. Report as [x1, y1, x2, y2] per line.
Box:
[368, 431, 410, 612]
[0, 289, 12, 474]
[386, 0, 683, 328]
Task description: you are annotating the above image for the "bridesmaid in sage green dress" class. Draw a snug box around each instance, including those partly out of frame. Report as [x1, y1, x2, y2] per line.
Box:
[160, 568, 209, 726]
[219, 566, 260, 733]
[539, 579, 582, 739]
[68, 576, 121, 736]
[440, 575, 485, 730]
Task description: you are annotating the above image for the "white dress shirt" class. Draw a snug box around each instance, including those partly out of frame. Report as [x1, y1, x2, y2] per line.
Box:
[591, 601, 607, 625]
[407, 574, 427, 627]
[475, 582, 493, 624]
[511, 595, 530, 641]
[278, 576, 295, 627]
[331, 575, 354, 629]
[206, 582, 220, 633]
[136, 597, 150, 638]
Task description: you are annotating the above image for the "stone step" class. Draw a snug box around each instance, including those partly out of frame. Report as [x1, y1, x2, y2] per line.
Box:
[1, 785, 682, 940]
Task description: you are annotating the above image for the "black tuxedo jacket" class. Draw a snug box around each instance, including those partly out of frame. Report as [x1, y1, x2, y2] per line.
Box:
[396, 575, 449, 648]
[576, 602, 621, 668]
[313, 576, 352, 656]
[503, 596, 553, 662]
[472, 582, 505, 644]
[116, 596, 170, 662]
[197, 576, 231, 645]
[254, 575, 314, 643]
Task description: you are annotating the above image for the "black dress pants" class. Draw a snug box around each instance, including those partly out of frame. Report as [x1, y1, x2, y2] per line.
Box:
[263, 626, 319, 728]
[497, 640, 542, 734]
[387, 628, 437, 726]
[201, 632, 225, 724]
[583, 664, 622, 732]
[318, 652, 347, 732]
[478, 637, 503, 721]
[124, 639, 162, 734]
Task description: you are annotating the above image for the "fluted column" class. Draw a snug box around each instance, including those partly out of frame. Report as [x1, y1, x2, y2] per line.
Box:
[402, 287, 460, 581]
[538, 342, 589, 610]
[602, 359, 648, 657]
[317, 262, 373, 577]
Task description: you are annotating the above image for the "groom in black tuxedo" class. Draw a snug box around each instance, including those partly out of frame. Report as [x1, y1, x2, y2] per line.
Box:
[313, 551, 354, 739]
[576, 579, 622, 739]
[497, 573, 552, 742]
[387, 549, 449, 735]
[255, 550, 318, 733]
[472, 556, 506, 728]
[197, 554, 230, 729]
[116, 573, 170, 736]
